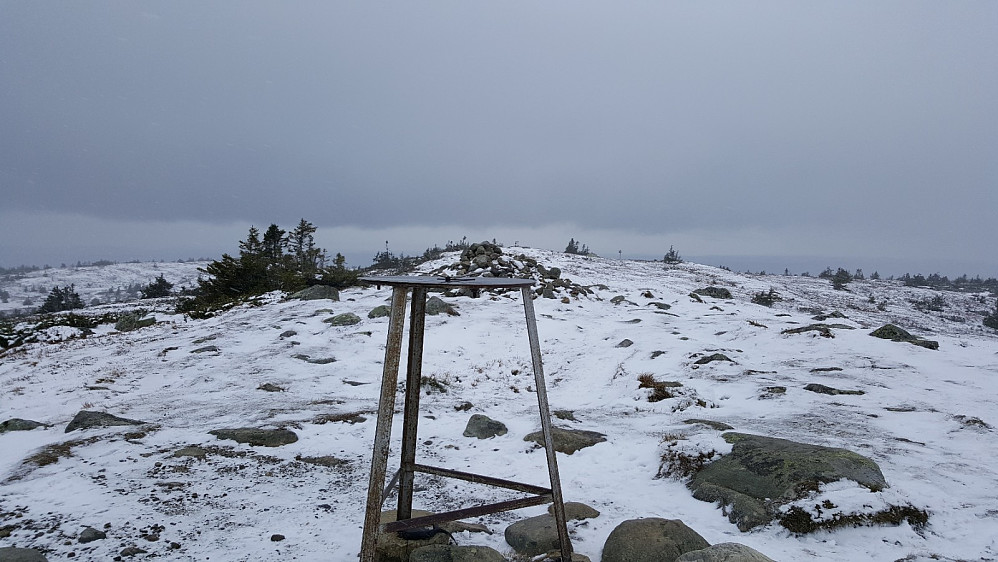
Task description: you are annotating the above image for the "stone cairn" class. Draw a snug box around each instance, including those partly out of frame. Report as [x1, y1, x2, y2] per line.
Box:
[430, 241, 594, 299]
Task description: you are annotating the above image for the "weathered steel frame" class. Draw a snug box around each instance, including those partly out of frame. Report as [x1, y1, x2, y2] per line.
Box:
[358, 280, 573, 562]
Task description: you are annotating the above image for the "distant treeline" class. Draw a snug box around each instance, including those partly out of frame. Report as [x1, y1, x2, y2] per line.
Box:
[896, 273, 998, 294]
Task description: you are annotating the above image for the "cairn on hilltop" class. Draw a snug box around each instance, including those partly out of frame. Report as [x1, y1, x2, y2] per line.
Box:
[430, 241, 593, 299]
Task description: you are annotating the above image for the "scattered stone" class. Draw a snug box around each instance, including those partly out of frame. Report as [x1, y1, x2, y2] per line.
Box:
[114, 313, 156, 332]
[610, 295, 633, 305]
[368, 305, 392, 319]
[173, 446, 208, 459]
[454, 402, 473, 412]
[694, 287, 733, 299]
[648, 302, 671, 310]
[804, 383, 864, 396]
[0, 419, 45, 433]
[642, 290, 655, 298]
[761, 387, 786, 397]
[548, 501, 600, 521]
[693, 353, 734, 365]
[65, 411, 147, 433]
[78, 527, 106, 543]
[683, 419, 734, 431]
[208, 428, 298, 447]
[257, 383, 285, 392]
[270, 534, 285, 542]
[553, 410, 576, 421]
[289, 285, 340, 301]
[410, 544, 507, 562]
[616, 339, 634, 348]
[650, 351, 666, 359]
[295, 455, 349, 468]
[675, 542, 776, 562]
[190, 345, 220, 353]
[313, 412, 368, 425]
[523, 426, 606, 455]
[426, 297, 459, 316]
[601, 518, 709, 562]
[279, 330, 297, 338]
[870, 324, 939, 350]
[324, 313, 361, 326]
[504, 514, 562, 556]
[0, 548, 49, 562]
[781, 324, 834, 338]
[293, 354, 337, 364]
[812, 311, 847, 321]
[689, 293, 704, 303]
[463, 414, 508, 439]
[810, 367, 843, 373]
[119, 546, 147, 557]
[689, 432, 888, 531]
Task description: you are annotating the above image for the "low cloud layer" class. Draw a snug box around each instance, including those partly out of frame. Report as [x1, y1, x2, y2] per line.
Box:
[1, 3, 994, 274]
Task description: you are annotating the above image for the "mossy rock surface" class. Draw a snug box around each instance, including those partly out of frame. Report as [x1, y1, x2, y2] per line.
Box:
[689, 432, 887, 531]
[870, 324, 939, 350]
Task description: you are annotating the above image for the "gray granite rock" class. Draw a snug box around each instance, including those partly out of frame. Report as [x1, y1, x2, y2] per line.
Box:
[463, 414, 508, 439]
[65, 410, 147, 433]
[675, 542, 776, 562]
[208, 428, 299, 447]
[601, 518, 709, 562]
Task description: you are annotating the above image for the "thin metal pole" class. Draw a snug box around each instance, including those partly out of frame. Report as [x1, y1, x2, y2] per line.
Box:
[360, 287, 409, 562]
[397, 286, 427, 520]
[521, 287, 573, 561]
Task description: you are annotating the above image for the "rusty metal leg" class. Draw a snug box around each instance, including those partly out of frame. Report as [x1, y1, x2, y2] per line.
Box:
[521, 287, 573, 561]
[360, 287, 409, 562]
[397, 286, 427, 521]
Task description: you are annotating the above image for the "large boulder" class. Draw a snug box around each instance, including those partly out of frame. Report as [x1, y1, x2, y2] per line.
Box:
[324, 313, 362, 326]
[869, 324, 939, 350]
[504, 514, 561, 556]
[523, 426, 606, 455]
[675, 543, 776, 562]
[693, 287, 733, 300]
[0, 419, 45, 433]
[426, 297, 459, 316]
[601, 518, 709, 562]
[463, 414, 507, 439]
[0, 548, 48, 562]
[208, 428, 299, 447]
[689, 433, 888, 531]
[65, 411, 147, 433]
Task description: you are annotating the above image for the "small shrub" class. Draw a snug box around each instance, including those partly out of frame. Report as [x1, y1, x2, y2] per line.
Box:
[638, 373, 681, 402]
[983, 298, 998, 331]
[751, 288, 782, 307]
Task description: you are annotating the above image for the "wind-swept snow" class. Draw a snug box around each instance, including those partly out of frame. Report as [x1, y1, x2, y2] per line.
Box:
[1, 248, 996, 560]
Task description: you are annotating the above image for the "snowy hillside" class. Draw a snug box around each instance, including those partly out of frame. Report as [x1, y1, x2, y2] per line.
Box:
[0, 261, 207, 316]
[1, 248, 996, 561]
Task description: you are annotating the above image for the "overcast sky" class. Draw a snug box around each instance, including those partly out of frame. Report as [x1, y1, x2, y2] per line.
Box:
[1, 2, 995, 276]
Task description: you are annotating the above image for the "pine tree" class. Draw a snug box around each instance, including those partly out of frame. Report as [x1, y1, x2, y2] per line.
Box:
[39, 285, 84, 313]
[565, 238, 579, 254]
[663, 245, 683, 264]
[141, 275, 174, 299]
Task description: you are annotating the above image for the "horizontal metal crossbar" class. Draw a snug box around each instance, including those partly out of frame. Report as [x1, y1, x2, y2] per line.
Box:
[381, 494, 553, 533]
[413, 463, 552, 495]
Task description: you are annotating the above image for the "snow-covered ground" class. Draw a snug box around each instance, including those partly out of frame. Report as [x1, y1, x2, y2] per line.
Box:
[1, 248, 996, 561]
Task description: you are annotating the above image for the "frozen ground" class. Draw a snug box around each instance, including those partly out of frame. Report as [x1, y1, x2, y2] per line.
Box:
[1, 248, 996, 561]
